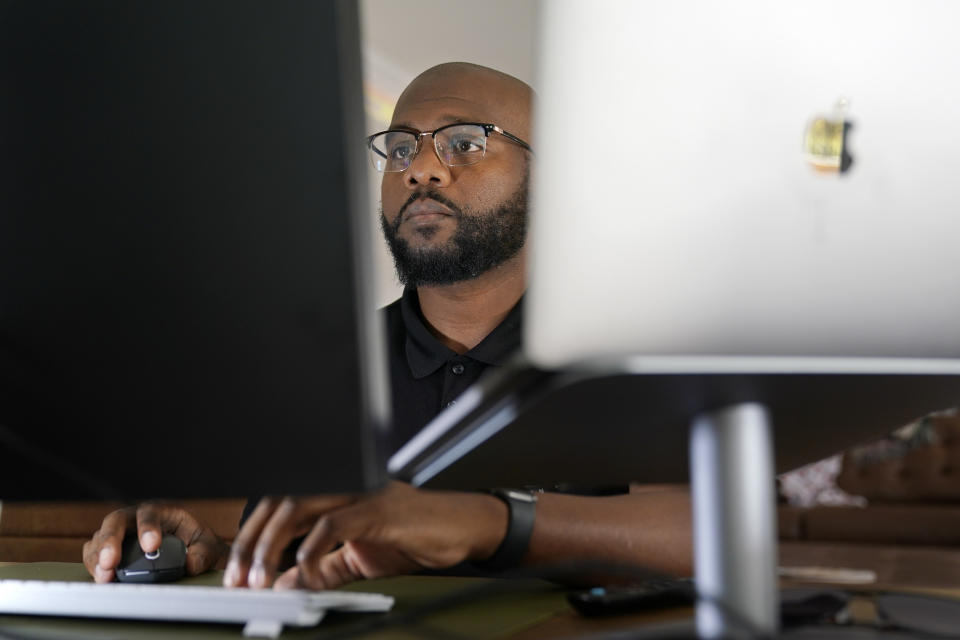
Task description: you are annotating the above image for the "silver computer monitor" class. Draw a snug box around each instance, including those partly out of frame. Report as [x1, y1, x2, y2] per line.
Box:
[527, 0, 960, 370]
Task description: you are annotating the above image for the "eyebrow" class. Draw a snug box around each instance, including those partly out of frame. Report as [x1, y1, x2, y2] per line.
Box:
[390, 114, 475, 131]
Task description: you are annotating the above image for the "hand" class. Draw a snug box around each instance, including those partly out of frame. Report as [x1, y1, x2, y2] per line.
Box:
[82, 503, 228, 583]
[224, 482, 508, 590]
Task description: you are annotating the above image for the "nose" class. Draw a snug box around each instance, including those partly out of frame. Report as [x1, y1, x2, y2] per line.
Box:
[405, 135, 452, 190]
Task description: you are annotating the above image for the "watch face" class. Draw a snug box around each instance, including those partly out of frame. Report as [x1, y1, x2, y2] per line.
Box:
[503, 489, 537, 503]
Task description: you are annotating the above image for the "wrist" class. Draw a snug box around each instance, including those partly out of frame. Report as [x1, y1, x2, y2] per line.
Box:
[468, 493, 510, 562]
[471, 489, 538, 571]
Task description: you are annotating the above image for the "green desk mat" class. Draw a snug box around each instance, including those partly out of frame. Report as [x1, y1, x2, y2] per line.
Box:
[0, 563, 571, 639]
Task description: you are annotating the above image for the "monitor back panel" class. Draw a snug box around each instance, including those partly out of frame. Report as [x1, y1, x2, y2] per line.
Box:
[528, 1, 960, 368]
[0, 1, 388, 499]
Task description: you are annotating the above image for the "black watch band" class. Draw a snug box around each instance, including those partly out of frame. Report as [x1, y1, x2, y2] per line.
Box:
[475, 488, 538, 572]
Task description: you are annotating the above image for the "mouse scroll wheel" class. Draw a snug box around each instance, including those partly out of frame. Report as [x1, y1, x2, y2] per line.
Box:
[145, 549, 161, 560]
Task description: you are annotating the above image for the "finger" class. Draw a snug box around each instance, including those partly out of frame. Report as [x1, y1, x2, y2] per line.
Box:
[249, 497, 312, 589]
[135, 503, 167, 553]
[183, 532, 228, 577]
[295, 503, 377, 589]
[225, 497, 281, 587]
[248, 494, 357, 589]
[273, 566, 300, 591]
[150, 505, 226, 577]
[83, 508, 134, 582]
[300, 546, 363, 590]
[82, 539, 115, 584]
[82, 535, 102, 578]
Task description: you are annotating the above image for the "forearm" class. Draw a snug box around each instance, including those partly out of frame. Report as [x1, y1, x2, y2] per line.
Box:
[522, 486, 692, 580]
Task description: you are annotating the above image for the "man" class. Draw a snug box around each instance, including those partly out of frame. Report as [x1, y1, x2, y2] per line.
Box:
[83, 63, 692, 589]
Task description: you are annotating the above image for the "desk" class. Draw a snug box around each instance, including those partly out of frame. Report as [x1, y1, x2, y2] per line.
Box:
[3, 547, 960, 639]
[779, 541, 960, 592]
[0, 563, 580, 640]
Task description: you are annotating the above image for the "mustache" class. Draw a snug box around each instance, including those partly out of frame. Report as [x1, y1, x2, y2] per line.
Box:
[396, 190, 465, 222]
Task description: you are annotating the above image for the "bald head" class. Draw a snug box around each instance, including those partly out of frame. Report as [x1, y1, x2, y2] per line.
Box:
[392, 63, 534, 142]
[378, 62, 533, 288]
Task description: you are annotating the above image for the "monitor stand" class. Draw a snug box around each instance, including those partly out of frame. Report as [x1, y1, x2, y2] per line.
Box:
[691, 403, 778, 639]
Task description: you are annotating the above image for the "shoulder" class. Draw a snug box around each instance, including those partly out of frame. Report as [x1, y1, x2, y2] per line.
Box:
[381, 296, 403, 328]
[380, 296, 407, 350]
[381, 296, 402, 316]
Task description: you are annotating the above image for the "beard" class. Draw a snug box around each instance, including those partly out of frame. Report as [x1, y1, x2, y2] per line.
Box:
[380, 171, 528, 287]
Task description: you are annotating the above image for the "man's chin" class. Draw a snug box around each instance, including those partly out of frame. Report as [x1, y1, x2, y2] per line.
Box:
[399, 226, 456, 246]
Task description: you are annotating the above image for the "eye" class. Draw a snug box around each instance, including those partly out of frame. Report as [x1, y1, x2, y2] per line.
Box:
[379, 131, 418, 163]
[447, 134, 484, 154]
[388, 142, 415, 160]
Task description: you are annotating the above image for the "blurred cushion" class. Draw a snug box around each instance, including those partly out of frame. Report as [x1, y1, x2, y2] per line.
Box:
[836, 411, 960, 502]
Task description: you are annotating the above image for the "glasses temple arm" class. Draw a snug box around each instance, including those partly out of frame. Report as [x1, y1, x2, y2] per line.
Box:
[492, 127, 534, 153]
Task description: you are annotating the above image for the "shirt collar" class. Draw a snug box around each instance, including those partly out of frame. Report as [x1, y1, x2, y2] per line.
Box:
[401, 287, 524, 379]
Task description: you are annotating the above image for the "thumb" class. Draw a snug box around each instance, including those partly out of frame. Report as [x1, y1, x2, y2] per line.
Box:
[273, 566, 301, 591]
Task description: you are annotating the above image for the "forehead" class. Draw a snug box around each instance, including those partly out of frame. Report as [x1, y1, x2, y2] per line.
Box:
[390, 72, 530, 139]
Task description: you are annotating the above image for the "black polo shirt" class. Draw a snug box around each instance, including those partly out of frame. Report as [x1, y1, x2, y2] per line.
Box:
[239, 287, 522, 529]
[383, 286, 523, 454]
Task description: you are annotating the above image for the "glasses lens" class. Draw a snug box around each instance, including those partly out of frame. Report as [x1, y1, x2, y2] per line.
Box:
[369, 131, 417, 172]
[876, 593, 960, 636]
[434, 124, 487, 167]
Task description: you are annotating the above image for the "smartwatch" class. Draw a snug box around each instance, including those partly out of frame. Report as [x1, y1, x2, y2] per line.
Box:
[475, 488, 538, 572]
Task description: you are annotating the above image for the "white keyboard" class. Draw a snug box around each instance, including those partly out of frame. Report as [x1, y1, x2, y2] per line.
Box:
[0, 579, 394, 638]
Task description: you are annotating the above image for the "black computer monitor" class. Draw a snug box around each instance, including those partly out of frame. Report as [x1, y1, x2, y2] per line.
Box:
[0, 0, 389, 500]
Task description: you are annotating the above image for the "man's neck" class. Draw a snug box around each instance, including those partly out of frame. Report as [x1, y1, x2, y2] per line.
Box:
[416, 253, 525, 354]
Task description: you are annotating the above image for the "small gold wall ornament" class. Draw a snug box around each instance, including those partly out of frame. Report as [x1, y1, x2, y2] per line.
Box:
[804, 98, 854, 174]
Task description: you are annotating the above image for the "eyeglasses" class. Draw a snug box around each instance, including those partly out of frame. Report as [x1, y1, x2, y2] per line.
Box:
[366, 122, 533, 173]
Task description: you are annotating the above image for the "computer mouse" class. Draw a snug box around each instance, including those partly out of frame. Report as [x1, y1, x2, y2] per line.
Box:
[115, 533, 187, 583]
